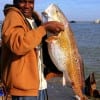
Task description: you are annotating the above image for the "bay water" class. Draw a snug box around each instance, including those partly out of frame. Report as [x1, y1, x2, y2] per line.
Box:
[70, 22, 100, 90]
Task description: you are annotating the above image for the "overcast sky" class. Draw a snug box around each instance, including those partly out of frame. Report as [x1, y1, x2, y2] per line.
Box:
[0, 0, 100, 21]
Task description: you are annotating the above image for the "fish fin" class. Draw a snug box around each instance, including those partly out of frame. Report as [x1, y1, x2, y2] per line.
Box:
[45, 36, 58, 43]
[75, 95, 81, 100]
[62, 72, 71, 86]
[62, 75, 66, 86]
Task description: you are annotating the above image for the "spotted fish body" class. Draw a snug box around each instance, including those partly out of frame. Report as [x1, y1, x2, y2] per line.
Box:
[42, 4, 87, 100]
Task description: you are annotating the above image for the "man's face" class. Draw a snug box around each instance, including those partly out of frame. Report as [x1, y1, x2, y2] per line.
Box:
[17, 0, 34, 18]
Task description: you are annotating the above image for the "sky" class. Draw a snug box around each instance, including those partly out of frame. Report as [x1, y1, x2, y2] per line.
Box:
[0, 0, 100, 21]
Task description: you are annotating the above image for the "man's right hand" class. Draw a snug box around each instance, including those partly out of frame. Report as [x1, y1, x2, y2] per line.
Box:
[42, 21, 64, 34]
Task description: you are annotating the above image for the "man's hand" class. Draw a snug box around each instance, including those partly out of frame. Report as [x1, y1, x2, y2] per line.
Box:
[42, 21, 64, 34]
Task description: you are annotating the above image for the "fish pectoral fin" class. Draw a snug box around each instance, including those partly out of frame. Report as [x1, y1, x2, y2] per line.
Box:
[45, 36, 58, 43]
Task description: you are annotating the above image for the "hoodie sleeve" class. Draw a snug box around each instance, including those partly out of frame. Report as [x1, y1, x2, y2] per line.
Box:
[2, 9, 46, 55]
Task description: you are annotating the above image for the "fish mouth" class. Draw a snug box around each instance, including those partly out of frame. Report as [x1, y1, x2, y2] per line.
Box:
[41, 12, 48, 18]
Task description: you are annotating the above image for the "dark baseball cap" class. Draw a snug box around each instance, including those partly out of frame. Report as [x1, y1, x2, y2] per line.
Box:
[13, 0, 34, 4]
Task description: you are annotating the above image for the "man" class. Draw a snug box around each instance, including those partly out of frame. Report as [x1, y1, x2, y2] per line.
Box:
[1, 0, 64, 100]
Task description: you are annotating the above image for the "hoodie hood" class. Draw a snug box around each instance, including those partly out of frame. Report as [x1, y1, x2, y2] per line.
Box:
[4, 6, 42, 26]
[4, 6, 26, 20]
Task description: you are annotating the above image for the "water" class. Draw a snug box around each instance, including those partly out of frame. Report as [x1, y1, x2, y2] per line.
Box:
[0, 21, 2, 39]
[70, 22, 100, 90]
[0, 21, 100, 90]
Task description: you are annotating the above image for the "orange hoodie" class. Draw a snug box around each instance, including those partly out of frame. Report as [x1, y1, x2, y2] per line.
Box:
[1, 7, 46, 96]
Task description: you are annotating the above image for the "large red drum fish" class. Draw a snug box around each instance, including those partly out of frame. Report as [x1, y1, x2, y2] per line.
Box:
[42, 4, 88, 100]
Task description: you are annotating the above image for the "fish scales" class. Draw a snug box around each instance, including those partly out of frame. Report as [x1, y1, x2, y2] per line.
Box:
[42, 4, 87, 100]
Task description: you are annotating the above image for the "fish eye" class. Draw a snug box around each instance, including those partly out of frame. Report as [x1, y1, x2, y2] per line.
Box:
[56, 10, 58, 13]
